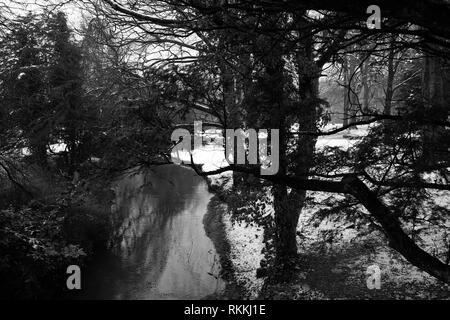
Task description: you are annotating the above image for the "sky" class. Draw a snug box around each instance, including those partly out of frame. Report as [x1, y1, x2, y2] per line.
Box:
[2, 0, 84, 29]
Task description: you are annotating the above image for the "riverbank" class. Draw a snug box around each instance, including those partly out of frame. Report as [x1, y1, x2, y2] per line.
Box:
[203, 195, 243, 299]
[202, 174, 265, 300]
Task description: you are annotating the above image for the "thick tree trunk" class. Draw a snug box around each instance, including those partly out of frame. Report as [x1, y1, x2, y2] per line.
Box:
[30, 139, 48, 168]
[290, 21, 319, 261]
[265, 56, 298, 264]
[269, 16, 320, 268]
[421, 53, 448, 165]
[273, 185, 306, 264]
[422, 55, 445, 110]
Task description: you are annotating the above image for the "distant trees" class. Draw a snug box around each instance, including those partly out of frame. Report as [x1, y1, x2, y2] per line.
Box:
[0, 9, 173, 176]
[0, 12, 89, 173]
[47, 12, 87, 175]
[0, 13, 51, 166]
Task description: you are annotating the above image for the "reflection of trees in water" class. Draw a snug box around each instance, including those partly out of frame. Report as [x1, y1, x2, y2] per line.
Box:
[105, 164, 218, 299]
[81, 165, 224, 299]
[114, 165, 202, 255]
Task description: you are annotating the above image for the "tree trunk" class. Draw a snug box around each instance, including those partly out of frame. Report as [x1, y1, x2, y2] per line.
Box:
[273, 185, 306, 264]
[361, 55, 370, 120]
[421, 52, 448, 165]
[343, 57, 350, 126]
[30, 139, 48, 169]
[270, 15, 320, 268]
[348, 54, 358, 124]
[383, 37, 396, 142]
[384, 36, 396, 117]
[264, 51, 298, 265]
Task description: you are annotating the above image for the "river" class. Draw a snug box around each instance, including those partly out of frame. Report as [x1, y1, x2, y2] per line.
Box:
[78, 164, 225, 299]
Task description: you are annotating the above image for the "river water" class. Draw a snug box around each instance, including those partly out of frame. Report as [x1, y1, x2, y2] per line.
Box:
[79, 165, 225, 299]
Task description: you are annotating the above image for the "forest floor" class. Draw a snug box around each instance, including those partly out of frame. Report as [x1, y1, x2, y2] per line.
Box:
[221, 192, 450, 300]
[221, 206, 450, 300]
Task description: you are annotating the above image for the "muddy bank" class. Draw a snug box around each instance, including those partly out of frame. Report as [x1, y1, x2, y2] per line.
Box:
[202, 177, 246, 299]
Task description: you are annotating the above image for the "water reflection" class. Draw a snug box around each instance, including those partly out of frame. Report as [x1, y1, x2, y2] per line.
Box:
[81, 165, 225, 299]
